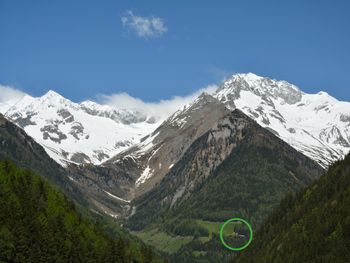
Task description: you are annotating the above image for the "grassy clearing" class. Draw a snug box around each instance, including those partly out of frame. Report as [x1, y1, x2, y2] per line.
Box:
[195, 219, 222, 238]
[197, 236, 210, 243]
[192, 251, 207, 257]
[132, 219, 242, 255]
[132, 228, 193, 254]
[195, 219, 240, 238]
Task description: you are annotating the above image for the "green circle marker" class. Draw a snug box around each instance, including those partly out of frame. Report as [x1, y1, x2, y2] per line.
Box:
[220, 217, 253, 251]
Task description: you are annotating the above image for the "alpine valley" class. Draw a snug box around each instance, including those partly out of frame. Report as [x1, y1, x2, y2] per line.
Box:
[1, 73, 350, 262]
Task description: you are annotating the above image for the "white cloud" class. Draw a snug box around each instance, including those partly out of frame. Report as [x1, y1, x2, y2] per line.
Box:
[98, 84, 218, 120]
[121, 10, 168, 39]
[0, 84, 26, 103]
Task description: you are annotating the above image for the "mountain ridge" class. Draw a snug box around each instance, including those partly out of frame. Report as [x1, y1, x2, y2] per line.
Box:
[128, 109, 324, 227]
[1, 73, 349, 190]
[1, 90, 161, 166]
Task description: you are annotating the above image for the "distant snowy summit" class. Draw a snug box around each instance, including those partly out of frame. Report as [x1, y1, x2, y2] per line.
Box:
[0, 73, 349, 168]
[0, 90, 161, 165]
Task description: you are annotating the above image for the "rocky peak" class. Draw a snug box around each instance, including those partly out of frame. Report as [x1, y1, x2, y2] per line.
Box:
[1, 90, 162, 166]
[39, 90, 76, 108]
[196, 92, 217, 102]
[213, 73, 350, 167]
[107, 92, 230, 196]
[216, 73, 303, 105]
[166, 92, 222, 124]
[42, 89, 63, 98]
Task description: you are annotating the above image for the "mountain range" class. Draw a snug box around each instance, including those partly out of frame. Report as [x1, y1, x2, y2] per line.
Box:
[0, 90, 160, 166]
[1, 73, 349, 171]
[1, 73, 349, 219]
[1, 73, 350, 262]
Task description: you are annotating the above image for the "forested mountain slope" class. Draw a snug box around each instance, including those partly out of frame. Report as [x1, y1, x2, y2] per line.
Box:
[233, 153, 350, 263]
[0, 113, 84, 204]
[0, 160, 166, 263]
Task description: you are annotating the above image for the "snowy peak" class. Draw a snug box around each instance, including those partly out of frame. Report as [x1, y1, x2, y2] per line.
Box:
[38, 90, 77, 108]
[6, 91, 77, 116]
[214, 73, 350, 167]
[1, 91, 161, 166]
[217, 73, 303, 107]
[41, 90, 65, 100]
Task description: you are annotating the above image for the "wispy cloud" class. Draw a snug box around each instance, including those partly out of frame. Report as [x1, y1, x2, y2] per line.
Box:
[121, 10, 168, 39]
[0, 84, 26, 103]
[98, 84, 218, 120]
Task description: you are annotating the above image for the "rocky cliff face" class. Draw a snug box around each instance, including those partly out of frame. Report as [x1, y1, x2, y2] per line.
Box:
[105, 93, 231, 196]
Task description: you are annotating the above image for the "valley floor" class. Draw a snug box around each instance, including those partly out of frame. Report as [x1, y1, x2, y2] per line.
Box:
[132, 219, 241, 261]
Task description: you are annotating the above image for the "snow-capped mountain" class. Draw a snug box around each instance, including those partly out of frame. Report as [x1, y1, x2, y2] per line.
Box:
[214, 73, 350, 167]
[1, 73, 349, 173]
[0, 90, 160, 165]
[1, 73, 349, 219]
[107, 73, 349, 192]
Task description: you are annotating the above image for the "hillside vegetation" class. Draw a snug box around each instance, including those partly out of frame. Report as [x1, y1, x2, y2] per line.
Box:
[0, 160, 165, 263]
[233, 153, 350, 263]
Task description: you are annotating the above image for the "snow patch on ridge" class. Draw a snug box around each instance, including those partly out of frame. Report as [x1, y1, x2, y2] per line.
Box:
[135, 166, 152, 186]
[103, 190, 130, 203]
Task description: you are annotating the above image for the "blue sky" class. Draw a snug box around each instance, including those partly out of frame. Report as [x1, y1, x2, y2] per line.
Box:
[0, 0, 349, 102]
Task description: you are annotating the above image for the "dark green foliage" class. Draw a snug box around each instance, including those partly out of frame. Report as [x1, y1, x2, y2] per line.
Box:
[165, 219, 209, 237]
[233, 153, 350, 263]
[170, 233, 235, 263]
[0, 160, 164, 263]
